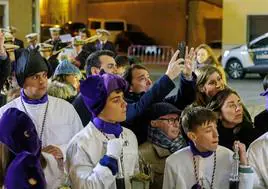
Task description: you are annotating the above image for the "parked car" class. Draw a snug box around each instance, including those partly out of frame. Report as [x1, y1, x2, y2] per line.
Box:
[222, 32, 268, 79]
[40, 24, 64, 42]
[87, 18, 127, 42]
[62, 22, 87, 36]
[114, 31, 157, 53]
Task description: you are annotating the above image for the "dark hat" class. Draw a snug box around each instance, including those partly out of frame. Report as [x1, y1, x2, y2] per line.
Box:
[15, 49, 52, 87]
[147, 102, 181, 120]
[80, 73, 128, 117]
[0, 108, 41, 156]
[4, 151, 46, 189]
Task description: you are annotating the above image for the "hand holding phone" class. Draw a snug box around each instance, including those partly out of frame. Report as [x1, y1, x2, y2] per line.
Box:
[177, 41, 186, 63]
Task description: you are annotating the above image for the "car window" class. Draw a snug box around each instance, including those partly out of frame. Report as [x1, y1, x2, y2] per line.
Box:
[90, 21, 101, 29]
[104, 22, 125, 31]
[250, 37, 268, 49]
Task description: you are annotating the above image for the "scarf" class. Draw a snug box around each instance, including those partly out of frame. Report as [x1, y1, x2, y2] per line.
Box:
[189, 140, 213, 158]
[148, 127, 187, 153]
[93, 117, 123, 138]
[20, 89, 48, 104]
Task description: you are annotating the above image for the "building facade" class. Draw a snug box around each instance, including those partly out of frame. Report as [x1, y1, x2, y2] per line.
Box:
[223, 0, 268, 51]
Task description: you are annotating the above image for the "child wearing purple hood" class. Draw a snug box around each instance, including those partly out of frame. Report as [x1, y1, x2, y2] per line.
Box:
[66, 73, 139, 189]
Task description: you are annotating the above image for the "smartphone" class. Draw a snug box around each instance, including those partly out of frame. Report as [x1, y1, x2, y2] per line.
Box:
[177, 41, 186, 63]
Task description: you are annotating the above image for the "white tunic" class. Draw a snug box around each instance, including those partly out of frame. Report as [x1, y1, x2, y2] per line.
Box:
[66, 122, 139, 189]
[247, 132, 268, 189]
[163, 146, 254, 189]
[0, 95, 83, 189]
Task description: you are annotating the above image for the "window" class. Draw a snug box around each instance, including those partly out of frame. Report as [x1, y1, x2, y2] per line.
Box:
[248, 15, 268, 42]
[250, 37, 268, 49]
[104, 22, 125, 31]
[90, 21, 101, 29]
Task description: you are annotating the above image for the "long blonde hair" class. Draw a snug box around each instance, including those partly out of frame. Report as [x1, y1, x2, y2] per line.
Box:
[196, 44, 221, 67]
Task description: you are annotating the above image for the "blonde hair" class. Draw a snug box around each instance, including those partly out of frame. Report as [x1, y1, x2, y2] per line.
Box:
[194, 65, 226, 106]
[196, 44, 221, 67]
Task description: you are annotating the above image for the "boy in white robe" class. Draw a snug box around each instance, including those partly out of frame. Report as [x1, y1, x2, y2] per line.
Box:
[0, 49, 83, 188]
[247, 132, 268, 189]
[163, 106, 254, 189]
[66, 73, 139, 189]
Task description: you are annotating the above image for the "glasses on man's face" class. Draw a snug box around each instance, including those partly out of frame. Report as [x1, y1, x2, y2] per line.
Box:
[157, 118, 179, 125]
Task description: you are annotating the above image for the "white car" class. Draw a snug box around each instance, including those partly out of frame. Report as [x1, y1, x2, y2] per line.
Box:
[222, 33, 268, 79]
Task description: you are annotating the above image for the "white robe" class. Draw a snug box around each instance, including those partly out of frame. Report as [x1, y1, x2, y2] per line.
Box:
[247, 132, 268, 189]
[66, 122, 139, 189]
[0, 95, 83, 189]
[163, 145, 254, 189]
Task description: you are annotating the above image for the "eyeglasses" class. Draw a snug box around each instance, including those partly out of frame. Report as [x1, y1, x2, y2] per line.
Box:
[157, 118, 179, 125]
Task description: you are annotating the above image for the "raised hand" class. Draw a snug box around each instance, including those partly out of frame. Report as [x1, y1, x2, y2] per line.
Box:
[233, 140, 248, 165]
[183, 47, 195, 78]
[165, 50, 184, 80]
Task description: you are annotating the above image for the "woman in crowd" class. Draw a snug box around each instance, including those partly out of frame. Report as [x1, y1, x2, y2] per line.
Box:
[66, 73, 139, 189]
[48, 60, 81, 103]
[195, 44, 226, 83]
[194, 65, 226, 107]
[194, 66, 252, 130]
[207, 88, 261, 149]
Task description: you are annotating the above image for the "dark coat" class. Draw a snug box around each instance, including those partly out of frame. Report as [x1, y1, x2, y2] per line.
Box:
[72, 74, 176, 127]
[47, 55, 59, 74]
[0, 56, 10, 90]
[123, 74, 196, 144]
[218, 110, 261, 150]
[47, 39, 68, 52]
[95, 40, 116, 53]
[254, 109, 268, 135]
[14, 38, 24, 49]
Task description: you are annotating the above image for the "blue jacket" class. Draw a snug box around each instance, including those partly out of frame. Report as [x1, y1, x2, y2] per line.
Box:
[123, 73, 196, 144]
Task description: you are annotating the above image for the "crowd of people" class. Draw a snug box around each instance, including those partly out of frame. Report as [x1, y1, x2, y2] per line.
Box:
[0, 25, 267, 189]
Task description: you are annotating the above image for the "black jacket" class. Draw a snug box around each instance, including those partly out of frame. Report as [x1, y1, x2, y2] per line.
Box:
[14, 38, 24, 49]
[0, 56, 10, 90]
[254, 109, 268, 135]
[218, 111, 261, 150]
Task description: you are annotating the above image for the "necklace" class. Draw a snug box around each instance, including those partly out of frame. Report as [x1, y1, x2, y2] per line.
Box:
[21, 97, 49, 147]
[193, 152, 216, 189]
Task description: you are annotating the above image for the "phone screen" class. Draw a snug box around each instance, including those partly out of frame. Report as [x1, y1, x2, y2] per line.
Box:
[177, 41, 186, 64]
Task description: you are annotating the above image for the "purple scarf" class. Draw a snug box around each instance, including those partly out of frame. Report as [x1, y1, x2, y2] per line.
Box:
[93, 117, 123, 138]
[189, 141, 213, 158]
[21, 89, 48, 104]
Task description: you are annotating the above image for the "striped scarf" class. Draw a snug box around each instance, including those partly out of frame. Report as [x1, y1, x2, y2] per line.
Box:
[148, 127, 187, 153]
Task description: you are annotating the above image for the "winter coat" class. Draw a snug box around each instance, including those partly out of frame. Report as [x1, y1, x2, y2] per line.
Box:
[48, 81, 77, 103]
